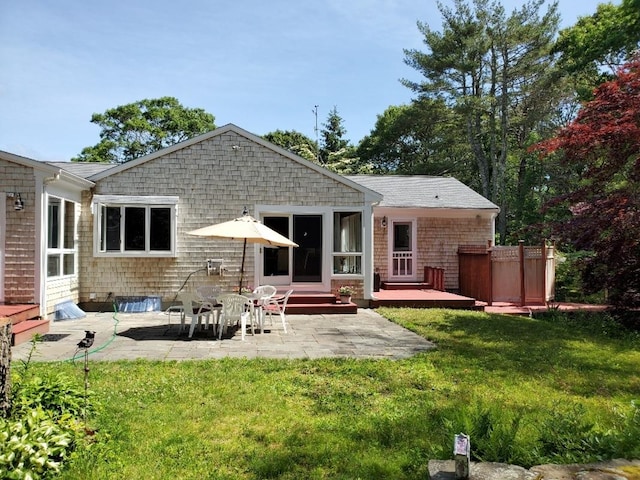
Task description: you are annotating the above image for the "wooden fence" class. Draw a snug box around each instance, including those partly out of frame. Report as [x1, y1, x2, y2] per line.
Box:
[458, 241, 555, 306]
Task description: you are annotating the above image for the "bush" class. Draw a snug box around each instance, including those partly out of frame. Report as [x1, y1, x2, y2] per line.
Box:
[554, 250, 606, 304]
[0, 408, 84, 479]
[10, 372, 89, 419]
[1, 338, 96, 480]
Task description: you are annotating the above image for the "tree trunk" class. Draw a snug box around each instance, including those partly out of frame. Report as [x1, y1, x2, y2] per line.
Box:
[0, 318, 12, 418]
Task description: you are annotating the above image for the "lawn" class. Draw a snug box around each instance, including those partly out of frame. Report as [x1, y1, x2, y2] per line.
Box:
[13, 308, 640, 479]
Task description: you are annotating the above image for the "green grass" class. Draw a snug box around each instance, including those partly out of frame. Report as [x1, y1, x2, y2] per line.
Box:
[16, 309, 640, 479]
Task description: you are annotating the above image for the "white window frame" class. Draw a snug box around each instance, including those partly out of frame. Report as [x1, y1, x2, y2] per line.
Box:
[92, 195, 178, 258]
[332, 210, 364, 277]
[47, 196, 77, 278]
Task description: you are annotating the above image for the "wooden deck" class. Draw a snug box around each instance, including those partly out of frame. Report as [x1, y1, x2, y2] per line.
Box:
[0, 303, 41, 323]
[370, 289, 479, 309]
[0, 303, 49, 346]
[369, 291, 609, 315]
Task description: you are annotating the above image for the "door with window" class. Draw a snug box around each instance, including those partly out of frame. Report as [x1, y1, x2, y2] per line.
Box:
[389, 220, 416, 281]
[292, 215, 322, 282]
[260, 214, 323, 285]
[261, 216, 291, 286]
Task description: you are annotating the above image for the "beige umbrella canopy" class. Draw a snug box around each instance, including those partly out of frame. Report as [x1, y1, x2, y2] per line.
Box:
[187, 212, 298, 291]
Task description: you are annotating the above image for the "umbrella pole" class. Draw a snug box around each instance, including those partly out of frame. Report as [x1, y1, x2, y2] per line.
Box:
[238, 238, 247, 292]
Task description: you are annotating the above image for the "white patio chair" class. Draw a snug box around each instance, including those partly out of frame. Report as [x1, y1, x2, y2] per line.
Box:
[196, 285, 223, 332]
[177, 292, 213, 338]
[262, 289, 293, 334]
[196, 285, 222, 304]
[252, 285, 277, 331]
[217, 294, 255, 341]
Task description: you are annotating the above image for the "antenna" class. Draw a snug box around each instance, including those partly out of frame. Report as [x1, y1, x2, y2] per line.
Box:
[313, 105, 320, 164]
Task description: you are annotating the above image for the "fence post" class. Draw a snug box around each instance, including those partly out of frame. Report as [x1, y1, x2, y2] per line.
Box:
[519, 240, 525, 306]
[541, 240, 547, 304]
[487, 240, 493, 306]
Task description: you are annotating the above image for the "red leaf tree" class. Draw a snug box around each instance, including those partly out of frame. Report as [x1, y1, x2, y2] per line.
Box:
[534, 55, 640, 307]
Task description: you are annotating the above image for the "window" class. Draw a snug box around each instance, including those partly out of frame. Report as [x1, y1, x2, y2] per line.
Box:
[332, 211, 362, 275]
[93, 196, 178, 257]
[47, 197, 77, 277]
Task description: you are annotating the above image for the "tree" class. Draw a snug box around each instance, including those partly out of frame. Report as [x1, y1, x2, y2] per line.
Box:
[72, 97, 216, 163]
[533, 56, 640, 307]
[356, 100, 476, 182]
[402, 0, 563, 243]
[262, 130, 318, 163]
[553, 0, 640, 100]
[319, 106, 351, 164]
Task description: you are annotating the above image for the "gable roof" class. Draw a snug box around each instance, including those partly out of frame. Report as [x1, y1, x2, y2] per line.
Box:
[0, 150, 94, 188]
[87, 123, 383, 203]
[47, 161, 114, 179]
[346, 175, 499, 211]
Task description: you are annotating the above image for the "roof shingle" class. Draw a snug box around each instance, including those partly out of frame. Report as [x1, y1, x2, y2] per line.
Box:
[346, 175, 499, 210]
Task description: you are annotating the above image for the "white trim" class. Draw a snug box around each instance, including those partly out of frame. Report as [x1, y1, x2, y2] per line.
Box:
[387, 217, 418, 281]
[0, 194, 5, 303]
[35, 172, 46, 317]
[92, 198, 178, 258]
[255, 205, 371, 294]
[92, 195, 179, 205]
[375, 206, 498, 219]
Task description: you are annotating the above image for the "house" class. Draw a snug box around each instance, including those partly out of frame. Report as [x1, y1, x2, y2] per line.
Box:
[345, 175, 499, 292]
[1, 124, 498, 321]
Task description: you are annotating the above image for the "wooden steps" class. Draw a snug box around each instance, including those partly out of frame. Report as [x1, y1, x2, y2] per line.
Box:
[11, 319, 50, 346]
[0, 303, 49, 346]
[286, 293, 358, 315]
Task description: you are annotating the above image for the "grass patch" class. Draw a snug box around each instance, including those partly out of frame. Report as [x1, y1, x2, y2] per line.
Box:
[13, 309, 640, 479]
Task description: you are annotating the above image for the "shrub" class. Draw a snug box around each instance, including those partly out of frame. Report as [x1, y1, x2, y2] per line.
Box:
[554, 250, 606, 304]
[0, 408, 84, 479]
[10, 372, 89, 419]
[2, 337, 96, 480]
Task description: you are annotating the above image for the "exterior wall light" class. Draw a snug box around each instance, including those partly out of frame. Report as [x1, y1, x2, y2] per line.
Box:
[7, 192, 24, 210]
[14, 193, 24, 211]
[381, 216, 387, 228]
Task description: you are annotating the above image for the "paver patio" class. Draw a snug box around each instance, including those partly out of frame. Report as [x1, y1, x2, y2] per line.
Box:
[10, 308, 436, 362]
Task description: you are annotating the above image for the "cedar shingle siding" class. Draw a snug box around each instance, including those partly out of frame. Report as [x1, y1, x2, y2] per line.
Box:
[1, 159, 37, 303]
[78, 130, 367, 303]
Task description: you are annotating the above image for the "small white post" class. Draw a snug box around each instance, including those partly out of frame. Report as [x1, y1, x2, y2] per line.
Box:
[454, 433, 470, 479]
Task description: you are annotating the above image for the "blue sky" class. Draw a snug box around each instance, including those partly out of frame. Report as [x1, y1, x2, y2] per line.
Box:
[1, 0, 609, 162]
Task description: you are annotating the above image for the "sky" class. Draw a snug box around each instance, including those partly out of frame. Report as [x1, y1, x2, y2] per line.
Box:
[0, 0, 611, 162]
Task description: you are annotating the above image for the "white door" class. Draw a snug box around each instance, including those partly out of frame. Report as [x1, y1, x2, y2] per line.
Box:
[389, 219, 416, 281]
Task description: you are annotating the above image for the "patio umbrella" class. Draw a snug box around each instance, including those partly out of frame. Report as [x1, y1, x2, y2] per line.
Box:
[186, 212, 298, 291]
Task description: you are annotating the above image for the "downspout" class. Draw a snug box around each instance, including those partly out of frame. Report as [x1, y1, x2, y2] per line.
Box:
[490, 210, 498, 244]
[362, 202, 377, 301]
